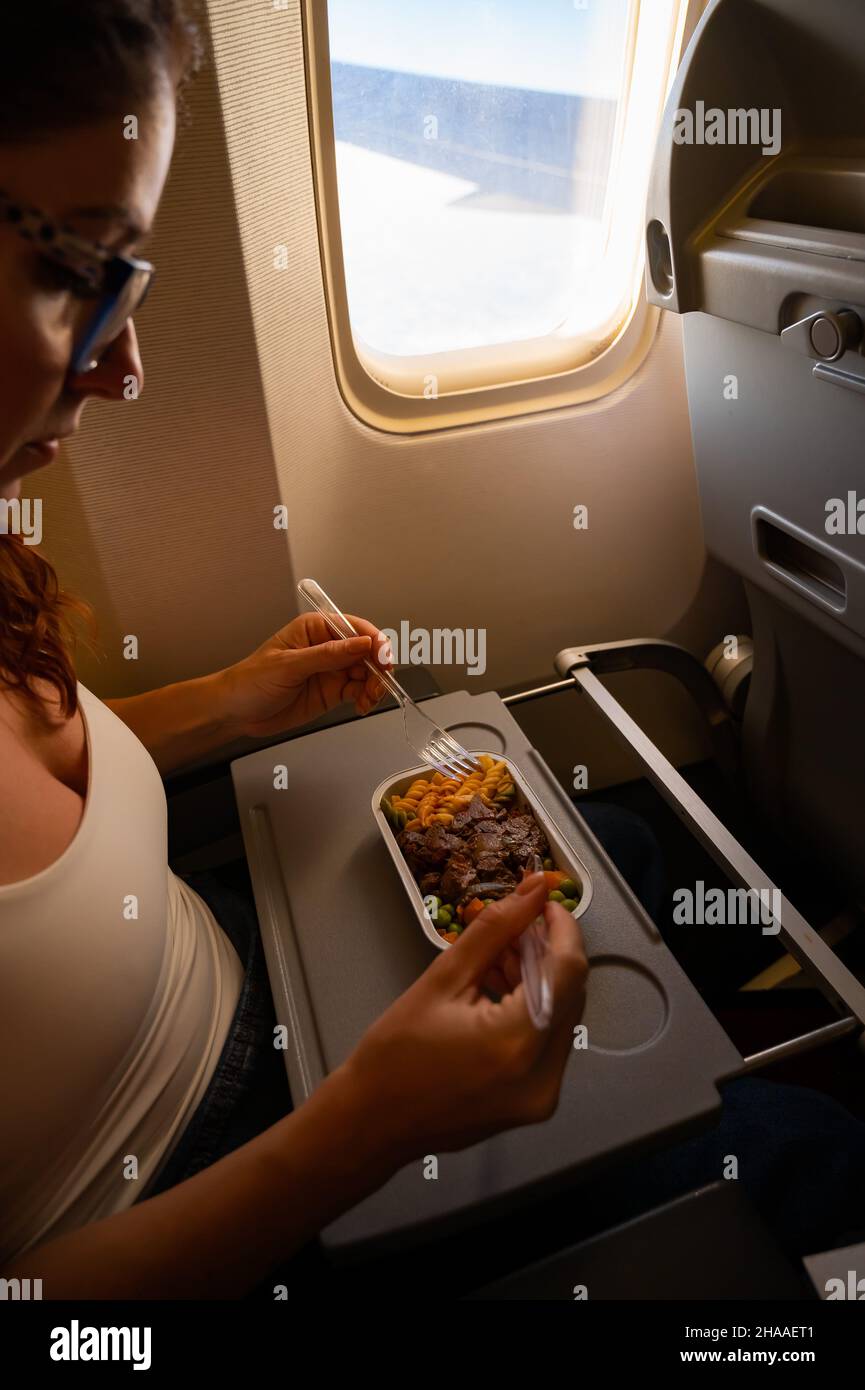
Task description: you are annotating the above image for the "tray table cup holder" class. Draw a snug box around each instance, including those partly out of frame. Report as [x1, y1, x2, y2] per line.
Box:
[371, 753, 594, 952]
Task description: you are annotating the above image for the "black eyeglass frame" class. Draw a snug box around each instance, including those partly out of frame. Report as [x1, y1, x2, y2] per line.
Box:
[0, 188, 155, 373]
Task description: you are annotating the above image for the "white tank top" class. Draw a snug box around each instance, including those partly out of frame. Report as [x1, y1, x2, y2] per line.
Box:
[0, 683, 244, 1264]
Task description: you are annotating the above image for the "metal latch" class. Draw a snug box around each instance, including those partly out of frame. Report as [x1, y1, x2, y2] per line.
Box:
[781, 307, 865, 394]
[780, 308, 862, 362]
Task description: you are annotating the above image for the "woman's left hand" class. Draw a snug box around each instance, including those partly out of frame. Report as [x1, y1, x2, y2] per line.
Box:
[216, 614, 392, 738]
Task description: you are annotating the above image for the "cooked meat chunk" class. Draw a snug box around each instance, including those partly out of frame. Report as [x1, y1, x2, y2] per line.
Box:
[502, 813, 548, 867]
[464, 820, 511, 878]
[467, 822, 505, 860]
[396, 781, 551, 917]
[476, 857, 511, 878]
[397, 824, 460, 873]
[451, 796, 496, 833]
[471, 866, 517, 894]
[439, 852, 480, 903]
[421, 823, 462, 866]
[397, 829, 429, 874]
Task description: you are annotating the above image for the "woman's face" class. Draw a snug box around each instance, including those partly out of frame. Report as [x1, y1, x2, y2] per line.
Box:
[0, 83, 176, 499]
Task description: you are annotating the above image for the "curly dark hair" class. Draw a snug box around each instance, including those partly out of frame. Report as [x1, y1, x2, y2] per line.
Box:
[0, 1, 204, 141]
[0, 2, 204, 720]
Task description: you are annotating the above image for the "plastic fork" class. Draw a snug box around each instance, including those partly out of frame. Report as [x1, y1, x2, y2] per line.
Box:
[519, 854, 555, 1031]
[465, 858, 554, 1030]
[297, 578, 482, 778]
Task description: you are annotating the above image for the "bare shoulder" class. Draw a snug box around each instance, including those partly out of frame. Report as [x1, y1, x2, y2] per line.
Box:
[0, 682, 86, 887]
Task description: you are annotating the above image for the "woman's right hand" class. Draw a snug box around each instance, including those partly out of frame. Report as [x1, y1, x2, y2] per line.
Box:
[3, 872, 586, 1300]
[339, 872, 588, 1163]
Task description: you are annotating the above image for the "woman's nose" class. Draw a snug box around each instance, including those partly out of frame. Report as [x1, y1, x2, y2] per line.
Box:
[67, 320, 145, 401]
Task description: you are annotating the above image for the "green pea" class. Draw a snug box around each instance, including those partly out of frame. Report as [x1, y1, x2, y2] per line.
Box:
[436, 909, 452, 929]
[548, 890, 566, 903]
[559, 879, 580, 899]
[542, 858, 554, 871]
[561, 898, 578, 913]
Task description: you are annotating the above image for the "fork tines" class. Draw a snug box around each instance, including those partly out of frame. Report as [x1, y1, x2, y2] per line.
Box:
[425, 734, 481, 778]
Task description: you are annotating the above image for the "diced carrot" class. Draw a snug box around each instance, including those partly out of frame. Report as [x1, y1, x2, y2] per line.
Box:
[463, 897, 486, 925]
[442, 931, 459, 944]
[520, 866, 567, 891]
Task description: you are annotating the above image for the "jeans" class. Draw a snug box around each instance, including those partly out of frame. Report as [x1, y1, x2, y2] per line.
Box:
[145, 803, 865, 1284]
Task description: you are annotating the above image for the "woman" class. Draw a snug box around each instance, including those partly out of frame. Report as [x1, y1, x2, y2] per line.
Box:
[0, 2, 588, 1296]
[5, 3, 865, 1303]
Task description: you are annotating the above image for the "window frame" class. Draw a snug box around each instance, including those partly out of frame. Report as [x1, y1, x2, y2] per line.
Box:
[303, 0, 693, 434]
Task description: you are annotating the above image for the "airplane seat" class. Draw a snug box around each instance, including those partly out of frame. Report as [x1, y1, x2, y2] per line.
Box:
[646, 0, 865, 902]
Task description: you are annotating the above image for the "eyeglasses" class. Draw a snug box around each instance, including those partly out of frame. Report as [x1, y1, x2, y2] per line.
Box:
[0, 188, 155, 374]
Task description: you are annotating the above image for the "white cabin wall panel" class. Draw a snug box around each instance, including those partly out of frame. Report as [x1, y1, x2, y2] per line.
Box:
[208, 0, 741, 698]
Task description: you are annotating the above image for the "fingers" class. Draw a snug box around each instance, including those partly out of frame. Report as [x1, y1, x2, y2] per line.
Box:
[542, 901, 589, 1040]
[286, 635, 373, 683]
[293, 613, 386, 713]
[355, 677, 387, 716]
[360, 675, 388, 713]
[544, 901, 588, 996]
[344, 662, 385, 713]
[340, 616, 391, 712]
[481, 944, 522, 997]
[526, 960, 588, 1120]
[500, 943, 522, 991]
[464, 900, 587, 1068]
[341, 678, 367, 711]
[286, 627, 385, 714]
[490, 905, 588, 1118]
[443, 874, 549, 990]
[482, 966, 510, 997]
[345, 616, 393, 673]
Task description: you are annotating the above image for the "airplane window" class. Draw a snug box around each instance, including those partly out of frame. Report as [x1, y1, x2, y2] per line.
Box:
[326, 0, 632, 357]
[308, 0, 689, 427]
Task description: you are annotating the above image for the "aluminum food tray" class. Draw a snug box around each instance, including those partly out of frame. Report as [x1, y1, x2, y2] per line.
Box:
[372, 756, 594, 951]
